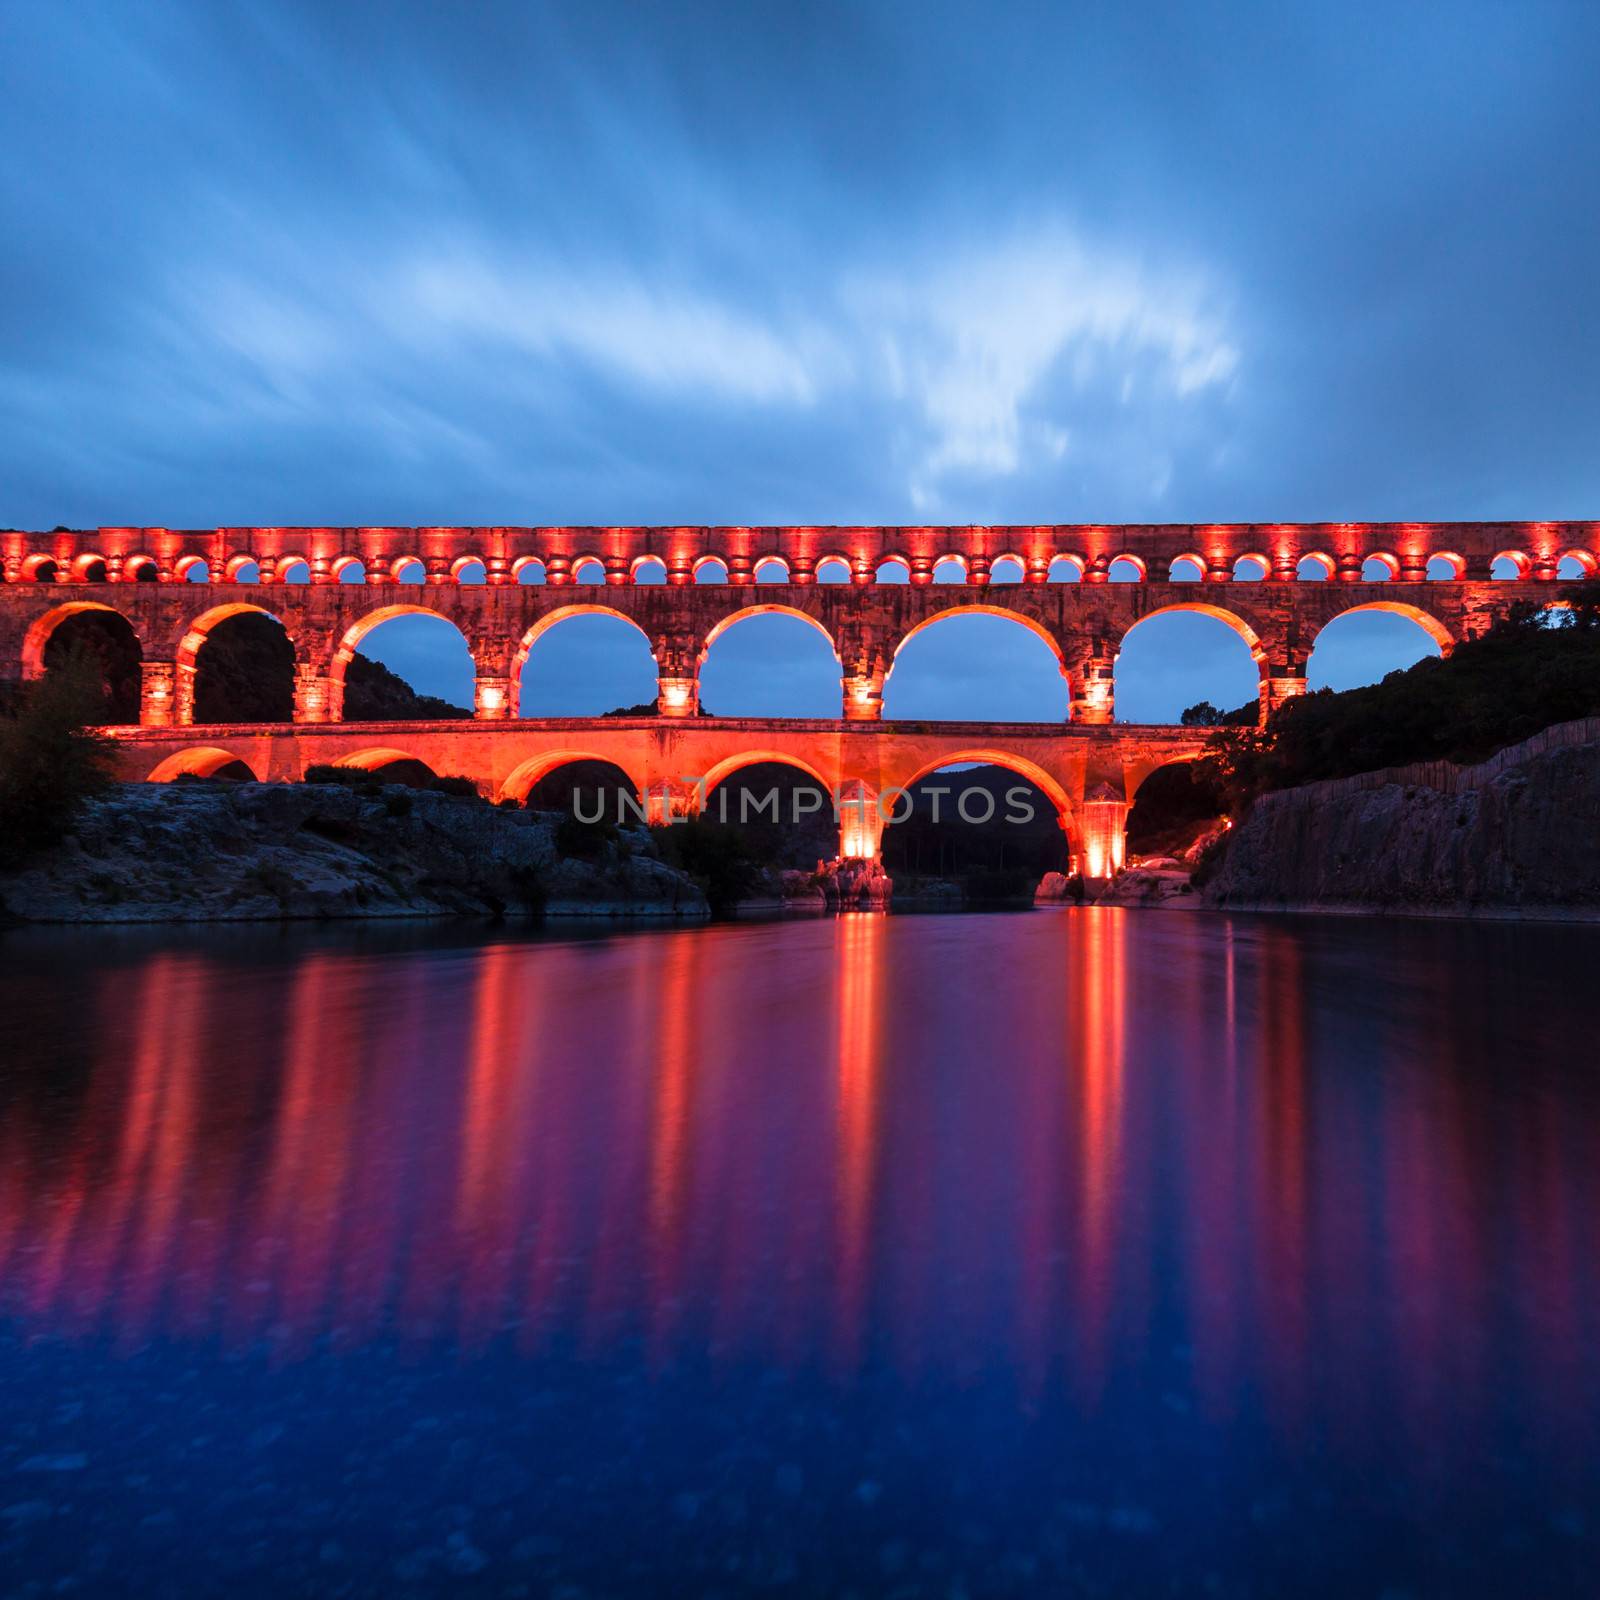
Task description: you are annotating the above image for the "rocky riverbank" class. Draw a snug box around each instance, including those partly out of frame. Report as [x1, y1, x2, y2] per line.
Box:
[0, 782, 709, 923]
[1202, 718, 1600, 920]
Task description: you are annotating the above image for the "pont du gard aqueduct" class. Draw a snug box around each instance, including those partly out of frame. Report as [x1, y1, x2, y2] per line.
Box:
[3, 521, 1596, 877]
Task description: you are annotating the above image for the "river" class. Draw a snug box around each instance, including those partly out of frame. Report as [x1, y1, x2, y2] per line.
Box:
[0, 910, 1596, 1596]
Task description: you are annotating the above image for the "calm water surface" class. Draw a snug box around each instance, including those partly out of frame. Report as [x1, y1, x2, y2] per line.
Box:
[0, 910, 1597, 1596]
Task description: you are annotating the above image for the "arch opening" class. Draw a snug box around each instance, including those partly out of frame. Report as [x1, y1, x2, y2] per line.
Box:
[330, 750, 441, 787]
[501, 751, 644, 808]
[989, 555, 1025, 584]
[932, 556, 967, 586]
[186, 606, 296, 723]
[694, 557, 729, 585]
[1233, 554, 1268, 581]
[884, 611, 1069, 723]
[148, 747, 258, 783]
[880, 761, 1072, 894]
[1114, 607, 1261, 725]
[335, 608, 475, 719]
[337, 559, 367, 585]
[1125, 757, 1225, 864]
[874, 558, 910, 585]
[815, 556, 852, 585]
[753, 557, 790, 584]
[520, 757, 643, 823]
[631, 556, 667, 585]
[1047, 555, 1084, 583]
[1108, 555, 1145, 583]
[1307, 605, 1449, 692]
[572, 558, 606, 586]
[700, 758, 838, 869]
[36, 605, 143, 724]
[699, 609, 841, 717]
[513, 557, 546, 586]
[1296, 553, 1334, 581]
[277, 559, 311, 585]
[516, 607, 658, 717]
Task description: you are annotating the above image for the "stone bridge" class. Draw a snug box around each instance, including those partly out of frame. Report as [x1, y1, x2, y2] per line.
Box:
[3, 520, 1593, 871]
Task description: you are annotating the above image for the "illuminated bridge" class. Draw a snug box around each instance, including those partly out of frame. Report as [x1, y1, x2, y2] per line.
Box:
[2, 520, 1594, 873]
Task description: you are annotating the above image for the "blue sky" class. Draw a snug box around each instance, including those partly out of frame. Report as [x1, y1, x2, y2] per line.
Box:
[4, 1, 1596, 719]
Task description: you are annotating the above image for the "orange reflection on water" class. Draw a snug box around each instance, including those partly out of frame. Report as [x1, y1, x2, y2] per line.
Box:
[0, 910, 1594, 1470]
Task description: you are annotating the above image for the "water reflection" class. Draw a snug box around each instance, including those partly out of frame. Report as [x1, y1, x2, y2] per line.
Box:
[0, 913, 1597, 1593]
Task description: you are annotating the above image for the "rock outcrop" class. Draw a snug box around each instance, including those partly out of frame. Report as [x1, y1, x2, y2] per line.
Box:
[0, 782, 708, 923]
[1204, 721, 1600, 919]
[818, 858, 893, 910]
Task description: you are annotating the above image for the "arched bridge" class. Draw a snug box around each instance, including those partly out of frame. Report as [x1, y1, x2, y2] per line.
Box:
[3, 520, 1592, 873]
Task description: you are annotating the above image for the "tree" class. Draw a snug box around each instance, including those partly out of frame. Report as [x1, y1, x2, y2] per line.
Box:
[0, 647, 116, 867]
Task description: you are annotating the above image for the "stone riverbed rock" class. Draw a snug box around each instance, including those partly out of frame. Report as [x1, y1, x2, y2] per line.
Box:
[0, 781, 709, 923]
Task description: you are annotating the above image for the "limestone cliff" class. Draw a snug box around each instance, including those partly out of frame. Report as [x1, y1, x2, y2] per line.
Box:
[0, 782, 708, 923]
[1204, 719, 1600, 919]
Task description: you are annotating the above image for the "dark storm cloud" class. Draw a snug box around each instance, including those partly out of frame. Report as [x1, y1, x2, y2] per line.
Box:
[2, 0, 1596, 709]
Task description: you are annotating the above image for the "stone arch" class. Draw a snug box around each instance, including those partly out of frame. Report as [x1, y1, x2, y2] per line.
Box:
[332, 748, 441, 785]
[694, 556, 729, 584]
[931, 554, 968, 585]
[988, 554, 1025, 583]
[23, 601, 145, 723]
[752, 556, 790, 583]
[893, 604, 1067, 671]
[1361, 552, 1400, 581]
[699, 604, 842, 716]
[226, 555, 262, 583]
[630, 555, 668, 585]
[1113, 604, 1264, 725]
[1047, 554, 1085, 582]
[514, 604, 658, 717]
[21, 601, 144, 680]
[331, 604, 475, 713]
[815, 555, 853, 584]
[72, 552, 110, 581]
[1123, 749, 1212, 802]
[889, 749, 1075, 840]
[875, 556, 911, 584]
[1168, 553, 1206, 582]
[1108, 554, 1146, 582]
[1491, 549, 1531, 579]
[1307, 602, 1451, 691]
[885, 606, 1070, 722]
[700, 749, 836, 800]
[1318, 600, 1453, 653]
[1233, 553, 1269, 580]
[512, 555, 546, 585]
[571, 557, 607, 586]
[1557, 549, 1598, 579]
[500, 749, 646, 806]
[1296, 551, 1335, 580]
[24, 554, 61, 582]
[1118, 601, 1265, 660]
[1427, 552, 1466, 580]
[148, 747, 259, 782]
[178, 601, 298, 724]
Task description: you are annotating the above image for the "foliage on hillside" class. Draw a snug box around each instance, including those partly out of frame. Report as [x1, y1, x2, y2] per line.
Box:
[1206, 598, 1600, 806]
[0, 648, 115, 866]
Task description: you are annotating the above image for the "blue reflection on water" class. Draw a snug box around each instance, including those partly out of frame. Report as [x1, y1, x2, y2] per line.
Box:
[0, 912, 1596, 1595]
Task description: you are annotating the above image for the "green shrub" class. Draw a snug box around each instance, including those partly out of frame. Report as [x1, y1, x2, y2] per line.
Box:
[649, 818, 765, 913]
[0, 648, 115, 867]
[555, 811, 618, 861]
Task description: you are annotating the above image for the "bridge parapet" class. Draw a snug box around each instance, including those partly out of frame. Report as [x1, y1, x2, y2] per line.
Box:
[4, 521, 1597, 588]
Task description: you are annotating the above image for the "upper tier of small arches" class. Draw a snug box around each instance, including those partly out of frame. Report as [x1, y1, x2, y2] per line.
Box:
[2, 523, 1598, 588]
